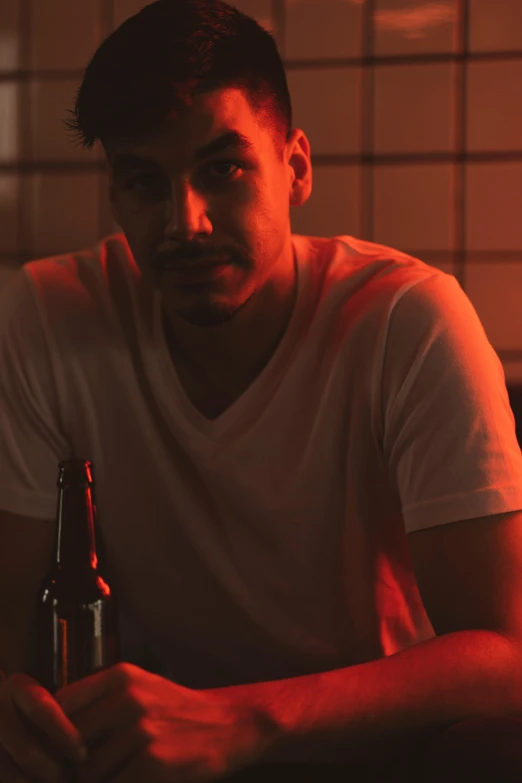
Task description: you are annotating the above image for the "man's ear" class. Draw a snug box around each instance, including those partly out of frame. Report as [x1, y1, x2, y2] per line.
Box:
[287, 129, 313, 208]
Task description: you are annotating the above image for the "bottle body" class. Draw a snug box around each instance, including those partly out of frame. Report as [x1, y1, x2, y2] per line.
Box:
[34, 460, 120, 693]
[36, 568, 120, 693]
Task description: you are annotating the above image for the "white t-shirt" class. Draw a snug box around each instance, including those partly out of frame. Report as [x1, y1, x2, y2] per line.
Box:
[1, 232, 522, 688]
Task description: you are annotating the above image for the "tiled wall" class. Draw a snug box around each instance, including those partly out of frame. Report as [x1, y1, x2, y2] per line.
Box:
[1, 0, 522, 383]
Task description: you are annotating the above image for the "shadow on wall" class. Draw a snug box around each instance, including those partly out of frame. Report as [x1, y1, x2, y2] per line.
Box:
[508, 388, 522, 450]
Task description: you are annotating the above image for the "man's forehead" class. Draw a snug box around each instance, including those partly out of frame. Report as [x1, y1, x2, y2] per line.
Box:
[187, 85, 260, 126]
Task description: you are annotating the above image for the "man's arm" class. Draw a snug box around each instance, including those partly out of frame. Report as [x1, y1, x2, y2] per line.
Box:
[218, 510, 522, 764]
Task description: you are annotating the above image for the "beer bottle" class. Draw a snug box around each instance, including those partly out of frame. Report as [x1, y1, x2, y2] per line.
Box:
[34, 459, 120, 693]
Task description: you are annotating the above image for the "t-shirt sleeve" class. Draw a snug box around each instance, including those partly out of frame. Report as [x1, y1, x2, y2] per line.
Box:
[0, 268, 72, 519]
[381, 270, 522, 533]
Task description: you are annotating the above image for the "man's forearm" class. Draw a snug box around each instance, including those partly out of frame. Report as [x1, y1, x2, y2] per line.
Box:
[219, 629, 522, 764]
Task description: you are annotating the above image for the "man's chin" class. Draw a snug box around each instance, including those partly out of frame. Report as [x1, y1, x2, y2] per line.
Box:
[177, 306, 238, 327]
[161, 279, 256, 328]
[165, 294, 249, 327]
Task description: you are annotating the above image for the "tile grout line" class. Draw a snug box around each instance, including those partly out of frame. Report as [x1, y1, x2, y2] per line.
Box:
[16, 0, 32, 263]
[496, 350, 522, 363]
[453, 0, 469, 290]
[272, 0, 285, 60]
[360, 0, 375, 242]
[97, 0, 114, 240]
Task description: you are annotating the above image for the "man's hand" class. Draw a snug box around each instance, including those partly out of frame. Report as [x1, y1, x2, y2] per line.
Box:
[55, 662, 280, 783]
[0, 673, 86, 783]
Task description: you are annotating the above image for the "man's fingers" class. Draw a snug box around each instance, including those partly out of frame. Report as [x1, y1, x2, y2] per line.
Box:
[0, 707, 64, 783]
[78, 724, 149, 783]
[72, 693, 141, 746]
[11, 678, 86, 763]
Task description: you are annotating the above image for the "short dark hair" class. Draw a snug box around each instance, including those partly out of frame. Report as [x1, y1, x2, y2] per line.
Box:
[63, 0, 293, 156]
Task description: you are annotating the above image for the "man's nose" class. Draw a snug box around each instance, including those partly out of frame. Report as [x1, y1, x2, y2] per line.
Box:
[163, 183, 213, 242]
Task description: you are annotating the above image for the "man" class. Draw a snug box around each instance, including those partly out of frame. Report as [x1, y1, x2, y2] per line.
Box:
[1, 1, 522, 782]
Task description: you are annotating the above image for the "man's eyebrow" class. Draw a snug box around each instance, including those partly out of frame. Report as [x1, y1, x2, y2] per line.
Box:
[193, 130, 255, 161]
[111, 131, 254, 177]
[111, 154, 159, 177]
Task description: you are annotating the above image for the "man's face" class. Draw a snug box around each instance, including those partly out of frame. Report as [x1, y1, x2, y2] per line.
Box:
[106, 87, 311, 327]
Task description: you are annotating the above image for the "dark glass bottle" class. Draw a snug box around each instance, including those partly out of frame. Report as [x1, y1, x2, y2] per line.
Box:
[34, 459, 120, 693]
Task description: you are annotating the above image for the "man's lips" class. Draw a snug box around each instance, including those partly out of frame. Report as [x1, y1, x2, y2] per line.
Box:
[158, 256, 227, 271]
[161, 261, 229, 284]
[175, 259, 227, 272]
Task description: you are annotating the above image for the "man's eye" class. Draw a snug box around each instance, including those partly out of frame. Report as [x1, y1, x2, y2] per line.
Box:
[206, 161, 242, 179]
[123, 174, 160, 191]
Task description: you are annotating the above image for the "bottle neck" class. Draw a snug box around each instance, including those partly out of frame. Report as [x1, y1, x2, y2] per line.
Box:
[56, 483, 98, 574]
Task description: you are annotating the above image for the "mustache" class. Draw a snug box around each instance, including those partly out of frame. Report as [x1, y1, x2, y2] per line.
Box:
[152, 246, 242, 272]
